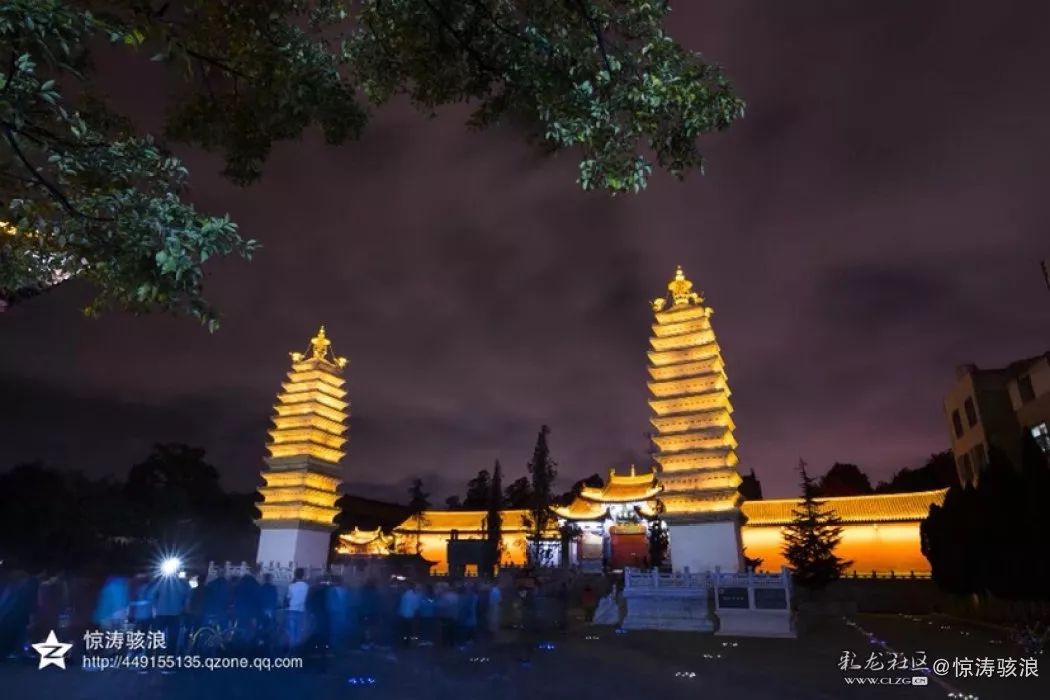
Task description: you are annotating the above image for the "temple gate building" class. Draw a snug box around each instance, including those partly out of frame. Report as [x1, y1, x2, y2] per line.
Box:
[255, 327, 349, 568]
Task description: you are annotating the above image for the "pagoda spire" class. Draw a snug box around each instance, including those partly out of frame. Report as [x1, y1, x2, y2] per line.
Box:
[647, 266, 743, 523]
[255, 326, 350, 566]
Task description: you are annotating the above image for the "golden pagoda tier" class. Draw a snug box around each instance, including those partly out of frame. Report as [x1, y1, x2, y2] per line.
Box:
[648, 267, 744, 523]
[256, 326, 349, 531]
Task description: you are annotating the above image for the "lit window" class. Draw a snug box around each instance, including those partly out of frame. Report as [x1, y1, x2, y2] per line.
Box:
[964, 397, 978, 427]
[951, 410, 964, 438]
[1032, 423, 1050, 454]
[1018, 374, 1036, 404]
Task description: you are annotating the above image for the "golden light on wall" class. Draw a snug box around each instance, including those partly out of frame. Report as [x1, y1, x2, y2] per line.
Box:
[256, 326, 350, 528]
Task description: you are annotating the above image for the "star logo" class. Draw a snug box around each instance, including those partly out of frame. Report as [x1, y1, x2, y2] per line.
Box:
[32, 630, 72, 670]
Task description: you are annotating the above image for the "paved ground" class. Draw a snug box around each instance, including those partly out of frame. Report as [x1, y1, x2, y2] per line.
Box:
[1, 614, 1046, 699]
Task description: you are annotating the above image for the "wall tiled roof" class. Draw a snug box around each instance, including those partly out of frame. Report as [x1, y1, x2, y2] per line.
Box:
[741, 489, 948, 526]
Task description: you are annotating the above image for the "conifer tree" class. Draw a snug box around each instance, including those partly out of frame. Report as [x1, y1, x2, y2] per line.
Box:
[484, 459, 504, 577]
[406, 478, 430, 554]
[782, 459, 851, 588]
[525, 424, 557, 565]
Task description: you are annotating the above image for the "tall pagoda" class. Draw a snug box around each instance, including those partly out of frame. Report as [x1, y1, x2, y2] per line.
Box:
[255, 326, 349, 568]
[648, 266, 745, 573]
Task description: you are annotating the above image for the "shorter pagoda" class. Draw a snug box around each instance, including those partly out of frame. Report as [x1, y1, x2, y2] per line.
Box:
[255, 326, 349, 569]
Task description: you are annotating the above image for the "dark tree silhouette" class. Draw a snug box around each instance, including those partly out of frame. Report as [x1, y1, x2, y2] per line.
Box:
[922, 436, 1050, 599]
[877, 451, 959, 493]
[444, 495, 463, 510]
[739, 468, 764, 501]
[503, 476, 533, 509]
[815, 462, 873, 497]
[524, 424, 558, 565]
[484, 460, 504, 576]
[463, 469, 492, 509]
[783, 459, 851, 589]
[558, 473, 604, 505]
[406, 478, 430, 555]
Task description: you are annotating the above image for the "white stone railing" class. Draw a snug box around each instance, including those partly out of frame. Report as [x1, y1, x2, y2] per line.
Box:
[712, 566, 793, 612]
[713, 567, 792, 589]
[624, 567, 708, 592]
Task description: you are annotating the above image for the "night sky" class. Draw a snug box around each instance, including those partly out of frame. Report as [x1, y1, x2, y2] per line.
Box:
[2, 1, 1049, 502]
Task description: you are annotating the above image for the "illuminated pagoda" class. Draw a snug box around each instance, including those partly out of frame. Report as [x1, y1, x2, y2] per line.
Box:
[648, 266, 745, 573]
[255, 326, 349, 568]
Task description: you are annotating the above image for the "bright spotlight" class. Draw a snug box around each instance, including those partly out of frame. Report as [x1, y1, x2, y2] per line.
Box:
[159, 557, 181, 577]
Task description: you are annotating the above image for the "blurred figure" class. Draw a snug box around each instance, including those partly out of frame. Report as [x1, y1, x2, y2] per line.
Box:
[0, 571, 39, 658]
[93, 573, 129, 632]
[305, 577, 330, 669]
[486, 581, 502, 638]
[345, 579, 363, 648]
[417, 584, 436, 646]
[325, 575, 349, 651]
[436, 583, 460, 648]
[359, 579, 381, 649]
[151, 572, 190, 654]
[458, 583, 479, 648]
[184, 571, 206, 636]
[285, 568, 308, 648]
[201, 573, 231, 627]
[580, 584, 598, 623]
[381, 579, 401, 648]
[259, 573, 278, 641]
[233, 570, 262, 647]
[128, 574, 154, 634]
[397, 583, 421, 647]
[35, 572, 68, 641]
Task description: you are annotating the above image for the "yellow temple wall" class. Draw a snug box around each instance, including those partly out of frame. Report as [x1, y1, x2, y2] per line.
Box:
[402, 532, 529, 574]
[741, 522, 930, 576]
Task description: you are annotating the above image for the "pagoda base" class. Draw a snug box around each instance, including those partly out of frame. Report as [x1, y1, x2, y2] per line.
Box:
[668, 518, 743, 574]
[622, 592, 714, 632]
[256, 526, 331, 569]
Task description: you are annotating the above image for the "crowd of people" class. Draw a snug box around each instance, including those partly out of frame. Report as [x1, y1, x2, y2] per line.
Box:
[0, 565, 607, 665]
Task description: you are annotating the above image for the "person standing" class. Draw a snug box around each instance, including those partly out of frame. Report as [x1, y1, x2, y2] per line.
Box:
[285, 568, 309, 648]
[436, 584, 460, 648]
[259, 573, 278, 648]
[128, 574, 154, 634]
[151, 574, 190, 654]
[396, 583, 421, 647]
[233, 571, 263, 649]
[580, 584, 598, 623]
[486, 581, 502, 638]
[417, 584, 436, 646]
[458, 583, 479, 648]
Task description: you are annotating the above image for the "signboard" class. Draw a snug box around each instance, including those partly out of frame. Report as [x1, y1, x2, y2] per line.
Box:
[754, 587, 788, 610]
[717, 587, 749, 609]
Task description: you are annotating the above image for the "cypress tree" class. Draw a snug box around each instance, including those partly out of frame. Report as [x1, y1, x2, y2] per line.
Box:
[525, 424, 557, 566]
[782, 459, 851, 589]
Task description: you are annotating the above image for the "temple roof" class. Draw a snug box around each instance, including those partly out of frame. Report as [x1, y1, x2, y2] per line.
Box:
[578, 465, 662, 503]
[394, 509, 544, 534]
[550, 499, 609, 521]
[339, 526, 391, 546]
[741, 489, 948, 526]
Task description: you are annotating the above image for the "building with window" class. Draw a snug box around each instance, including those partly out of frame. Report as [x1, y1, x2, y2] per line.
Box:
[944, 352, 1050, 486]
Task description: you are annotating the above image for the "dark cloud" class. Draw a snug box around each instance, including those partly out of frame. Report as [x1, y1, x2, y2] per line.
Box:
[2, 0, 1049, 498]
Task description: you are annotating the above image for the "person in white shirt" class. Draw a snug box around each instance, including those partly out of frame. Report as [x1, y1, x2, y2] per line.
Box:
[285, 568, 309, 647]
